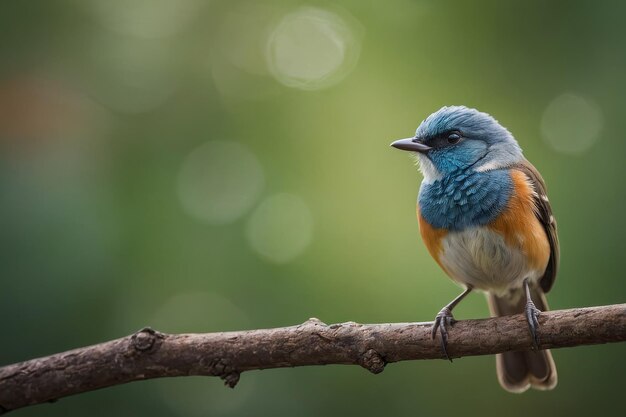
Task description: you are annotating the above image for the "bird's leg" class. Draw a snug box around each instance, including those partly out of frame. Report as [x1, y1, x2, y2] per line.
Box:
[431, 286, 472, 361]
[523, 278, 541, 349]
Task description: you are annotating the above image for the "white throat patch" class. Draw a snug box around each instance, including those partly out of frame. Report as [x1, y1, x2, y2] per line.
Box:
[416, 154, 442, 184]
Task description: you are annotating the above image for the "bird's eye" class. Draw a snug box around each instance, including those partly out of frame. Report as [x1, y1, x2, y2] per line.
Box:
[447, 132, 461, 144]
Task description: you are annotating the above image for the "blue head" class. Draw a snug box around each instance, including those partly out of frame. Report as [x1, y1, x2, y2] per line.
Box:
[391, 106, 523, 181]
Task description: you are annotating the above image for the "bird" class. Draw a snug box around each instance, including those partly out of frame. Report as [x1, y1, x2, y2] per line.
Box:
[390, 106, 559, 393]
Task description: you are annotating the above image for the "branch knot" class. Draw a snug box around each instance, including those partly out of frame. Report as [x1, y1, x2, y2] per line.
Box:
[131, 327, 163, 353]
[209, 359, 240, 388]
[360, 349, 386, 374]
[222, 372, 240, 388]
[304, 317, 327, 326]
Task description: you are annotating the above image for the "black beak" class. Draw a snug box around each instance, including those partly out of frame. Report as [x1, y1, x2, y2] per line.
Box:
[390, 137, 432, 153]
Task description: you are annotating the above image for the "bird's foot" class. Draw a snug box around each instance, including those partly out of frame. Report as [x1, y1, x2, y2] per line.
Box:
[431, 307, 456, 361]
[525, 300, 541, 349]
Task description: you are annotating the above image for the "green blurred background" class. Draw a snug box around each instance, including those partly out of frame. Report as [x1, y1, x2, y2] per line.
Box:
[1, 0, 625, 416]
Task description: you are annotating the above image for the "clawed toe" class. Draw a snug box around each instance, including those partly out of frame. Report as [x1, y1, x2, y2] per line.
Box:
[428, 287, 471, 362]
[431, 307, 456, 361]
[525, 301, 541, 349]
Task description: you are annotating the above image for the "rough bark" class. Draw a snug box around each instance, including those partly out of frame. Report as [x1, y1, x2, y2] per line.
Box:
[1, 304, 625, 414]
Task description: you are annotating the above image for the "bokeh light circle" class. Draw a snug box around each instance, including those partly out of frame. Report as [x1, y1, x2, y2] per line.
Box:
[215, 3, 277, 76]
[246, 193, 313, 263]
[265, 6, 362, 90]
[178, 141, 264, 224]
[541, 93, 603, 155]
[151, 291, 250, 333]
[89, 0, 201, 39]
[89, 36, 178, 113]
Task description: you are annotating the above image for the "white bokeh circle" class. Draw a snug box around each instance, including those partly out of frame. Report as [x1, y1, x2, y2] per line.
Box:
[89, 35, 177, 113]
[265, 6, 362, 90]
[246, 193, 313, 263]
[178, 141, 264, 224]
[89, 0, 201, 39]
[151, 291, 250, 333]
[541, 93, 603, 155]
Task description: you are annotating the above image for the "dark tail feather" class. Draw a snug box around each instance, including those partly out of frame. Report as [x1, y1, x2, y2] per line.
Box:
[487, 287, 557, 393]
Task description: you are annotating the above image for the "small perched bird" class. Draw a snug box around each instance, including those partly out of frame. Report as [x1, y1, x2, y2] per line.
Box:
[391, 106, 559, 393]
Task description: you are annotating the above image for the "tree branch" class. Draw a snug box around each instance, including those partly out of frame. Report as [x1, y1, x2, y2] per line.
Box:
[1, 304, 625, 414]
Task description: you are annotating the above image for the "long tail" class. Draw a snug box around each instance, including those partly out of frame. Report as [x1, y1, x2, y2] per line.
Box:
[487, 287, 558, 393]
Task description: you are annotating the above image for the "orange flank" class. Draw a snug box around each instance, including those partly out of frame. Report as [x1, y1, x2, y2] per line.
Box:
[488, 170, 550, 271]
[417, 207, 448, 271]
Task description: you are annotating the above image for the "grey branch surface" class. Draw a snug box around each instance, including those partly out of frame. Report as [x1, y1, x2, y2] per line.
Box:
[1, 304, 625, 414]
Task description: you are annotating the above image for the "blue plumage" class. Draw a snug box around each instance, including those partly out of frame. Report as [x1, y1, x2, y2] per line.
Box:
[415, 106, 515, 146]
[426, 139, 489, 175]
[418, 168, 512, 230]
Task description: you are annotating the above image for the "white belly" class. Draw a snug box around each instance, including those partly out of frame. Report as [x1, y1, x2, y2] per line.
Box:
[439, 227, 542, 296]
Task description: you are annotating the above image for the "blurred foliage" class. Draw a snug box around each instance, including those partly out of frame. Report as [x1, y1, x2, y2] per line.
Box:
[1, 0, 625, 416]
